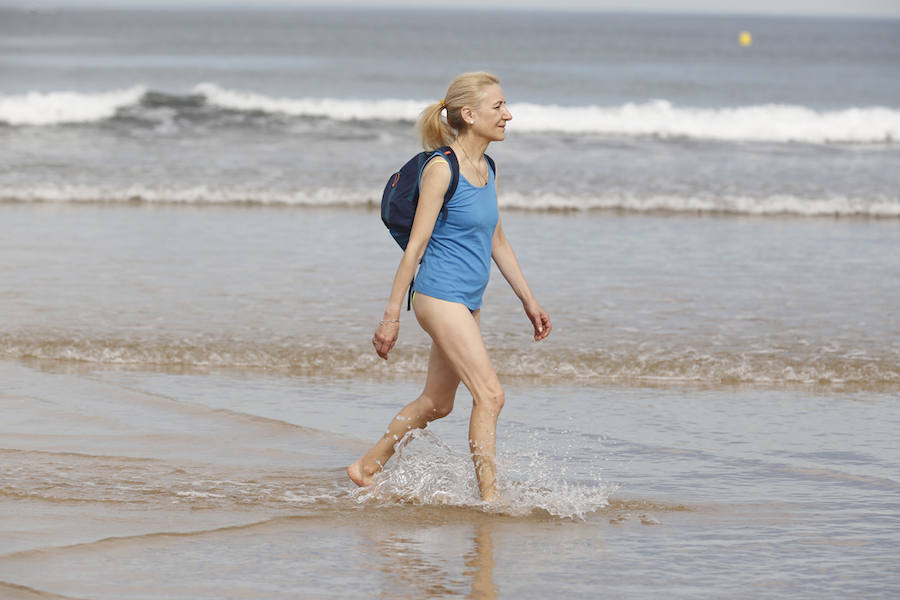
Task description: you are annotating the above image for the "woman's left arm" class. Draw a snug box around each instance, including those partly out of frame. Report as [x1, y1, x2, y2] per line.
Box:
[492, 217, 552, 341]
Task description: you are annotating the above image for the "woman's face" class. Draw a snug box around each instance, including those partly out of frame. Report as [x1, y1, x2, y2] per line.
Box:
[466, 84, 512, 142]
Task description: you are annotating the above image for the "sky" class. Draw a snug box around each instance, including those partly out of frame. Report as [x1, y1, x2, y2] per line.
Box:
[3, 0, 900, 19]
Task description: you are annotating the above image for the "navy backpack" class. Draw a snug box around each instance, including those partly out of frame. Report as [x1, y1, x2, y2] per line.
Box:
[380, 146, 495, 309]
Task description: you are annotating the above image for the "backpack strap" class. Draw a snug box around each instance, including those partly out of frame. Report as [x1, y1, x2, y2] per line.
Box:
[432, 146, 459, 221]
[485, 153, 496, 177]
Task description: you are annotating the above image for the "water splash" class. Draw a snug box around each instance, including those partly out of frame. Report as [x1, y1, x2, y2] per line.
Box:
[350, 429, 615, 520]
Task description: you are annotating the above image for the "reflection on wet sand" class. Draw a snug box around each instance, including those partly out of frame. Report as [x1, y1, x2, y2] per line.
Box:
[464, 521, 498, 600]
[359, 515, 498, 599]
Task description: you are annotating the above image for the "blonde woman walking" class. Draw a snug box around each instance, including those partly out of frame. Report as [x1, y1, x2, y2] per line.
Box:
[347, 72, 551, 502]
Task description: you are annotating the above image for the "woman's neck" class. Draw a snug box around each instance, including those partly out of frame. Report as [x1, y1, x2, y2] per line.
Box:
[454, 132, 488, 159]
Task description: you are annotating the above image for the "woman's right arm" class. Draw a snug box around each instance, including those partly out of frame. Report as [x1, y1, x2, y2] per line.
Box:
[372, 157, 451, 359]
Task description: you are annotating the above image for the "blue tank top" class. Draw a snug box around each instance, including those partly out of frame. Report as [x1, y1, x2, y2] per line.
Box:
[413, 154, 498, 311]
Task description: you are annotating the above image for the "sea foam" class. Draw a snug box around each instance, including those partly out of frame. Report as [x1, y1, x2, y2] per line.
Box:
[507, 100, 900, 143]
[192, 82, 426, 122]
[3, 333, 896, 389]
[3, 182, 897, 218]
[0, 86, 147, 126]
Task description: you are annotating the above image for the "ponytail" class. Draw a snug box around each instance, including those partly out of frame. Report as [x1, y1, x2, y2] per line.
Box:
[416, 71, 500, 151]
[416, 100, 453, 151]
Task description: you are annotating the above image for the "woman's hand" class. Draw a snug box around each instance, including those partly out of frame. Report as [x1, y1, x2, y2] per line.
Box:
[525, 301, 552, 342]
[372, 320, 400, 359]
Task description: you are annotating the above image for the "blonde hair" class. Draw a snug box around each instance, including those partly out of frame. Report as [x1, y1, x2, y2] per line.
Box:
[417, 71, 500, 151]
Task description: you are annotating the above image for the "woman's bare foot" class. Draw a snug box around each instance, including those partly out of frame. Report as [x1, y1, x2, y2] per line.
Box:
[346, 460, 373, 487]
[483, 492, 515, 514]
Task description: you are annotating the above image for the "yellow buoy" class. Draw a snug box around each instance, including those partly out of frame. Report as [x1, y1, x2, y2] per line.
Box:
[739, 31, 753, 47]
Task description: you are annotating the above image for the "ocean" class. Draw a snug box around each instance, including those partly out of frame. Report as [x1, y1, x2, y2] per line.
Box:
[1, 7, 899, 599]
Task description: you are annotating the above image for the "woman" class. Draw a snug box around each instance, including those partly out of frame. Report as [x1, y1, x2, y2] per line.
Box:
[347, 71, 551, 502]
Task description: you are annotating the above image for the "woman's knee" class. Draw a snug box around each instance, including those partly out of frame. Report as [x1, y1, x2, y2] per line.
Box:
[473, 385, 504, 414]
[419, 392, 455, 419]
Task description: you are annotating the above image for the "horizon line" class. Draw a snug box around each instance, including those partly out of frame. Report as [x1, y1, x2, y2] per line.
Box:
[2, 3, 900, 21]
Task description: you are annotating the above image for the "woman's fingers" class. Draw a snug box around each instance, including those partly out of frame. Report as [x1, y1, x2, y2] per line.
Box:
[373, 323, 399, 359]
[538, 312, 552, 340]
[374, 338, 389, 359]
[531, 310, 551, 341]
[375, 337, 392, 359]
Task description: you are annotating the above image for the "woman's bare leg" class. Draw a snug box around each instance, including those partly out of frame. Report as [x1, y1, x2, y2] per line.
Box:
[412, 294, 505, 501]
[347, 341, 461, 487]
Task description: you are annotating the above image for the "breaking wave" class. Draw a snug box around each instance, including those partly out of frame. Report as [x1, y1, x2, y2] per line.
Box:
[1, 83, 898, 144]
[0, 85, 147, 126]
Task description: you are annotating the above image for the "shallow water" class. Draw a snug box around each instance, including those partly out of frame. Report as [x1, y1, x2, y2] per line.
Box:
[2, 204, 898, 388]
[3, 359, 899, 599]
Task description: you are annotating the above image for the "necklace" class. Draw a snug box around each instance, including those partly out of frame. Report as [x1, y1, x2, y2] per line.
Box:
[455, 141, 487, 187]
